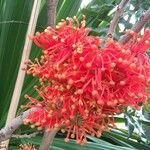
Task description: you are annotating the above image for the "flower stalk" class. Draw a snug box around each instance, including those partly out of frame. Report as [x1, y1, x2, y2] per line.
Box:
[107, 0, 129, 38]
[38, 0, 59, 149]
[119, 8, 150, 44]
[0, 108, 37, 142]
[39, 129, 57, 150]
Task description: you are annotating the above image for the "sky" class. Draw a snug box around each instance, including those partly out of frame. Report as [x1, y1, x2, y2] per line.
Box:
[81, 0, 92, 8]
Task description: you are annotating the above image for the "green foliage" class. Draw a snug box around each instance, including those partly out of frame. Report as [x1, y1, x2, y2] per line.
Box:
[0, 0, 35, 127]
[144, 101, 150, 112]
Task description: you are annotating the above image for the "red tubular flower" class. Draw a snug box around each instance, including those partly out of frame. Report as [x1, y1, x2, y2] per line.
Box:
[23, 16, 150, 144]
[19, 143, 37, 150]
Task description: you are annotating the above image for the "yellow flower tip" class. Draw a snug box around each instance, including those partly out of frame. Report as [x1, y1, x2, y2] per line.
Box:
[24, 94, 29, 98]
[60, 38, 65, 42]
[92, 90, 98, 97]
[41, 119, 46, 123]
[30, 124, 35, 128]
[46, 26, 51, 30]
[65, 138, 69, 143]
[73, 16, 77, 20]
[82, 15, 86, 20]
[20, 105, 25, 109]
[23, 119, 30, 125]
[37, 126, 43, 131]
[52, 35, 57, 39]
[76, 139, 80, 144]
[61, 129, 65, 133]
[61, 19, 65, 22]
[44, 29, 48, 32]
[35, 122, 41, 126]
[35, 32, 40, 36]
[28, 35, 34, 40]
[145, 40, 149, 44]
[96, 131, 102, 137]
[66, 17, 70, 20]
[71, 134, 75, 138]
[56, 25, 60, 29]
[54, 123, 59, 128]
[33, 85, 38, 89]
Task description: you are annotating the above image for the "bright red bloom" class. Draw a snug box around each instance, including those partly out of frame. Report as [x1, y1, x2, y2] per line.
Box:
[23, 16, 150, 144]
[19, 143, 37, 150]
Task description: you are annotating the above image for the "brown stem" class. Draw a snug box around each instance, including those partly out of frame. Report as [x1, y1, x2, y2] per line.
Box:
[123, 0, 142, 32]
[0, 108, 37, 143]
[46, 0, 58, 26]
[119, 8, 150, 44]
[38, 1, 59, 150]
[12, 132, 39, 139]
[39, 129, 57, 150]
[106, 0, 129, 38]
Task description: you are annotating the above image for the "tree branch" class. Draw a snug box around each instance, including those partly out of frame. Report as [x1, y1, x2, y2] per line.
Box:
[0, 108, 37, 143]
[38, 1, 59, 150]
[106, 0, 129, 38]
[12, 131, 39, 139]
[39, 129, 57, 150]
[46, 0, 58, 26]
[123, 0, 142, 32]
[119, 8, 150, 44]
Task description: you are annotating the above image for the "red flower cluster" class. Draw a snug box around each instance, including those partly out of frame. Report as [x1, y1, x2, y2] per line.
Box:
[19, 143, 37, 150]
[23, 16, 150, 144]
